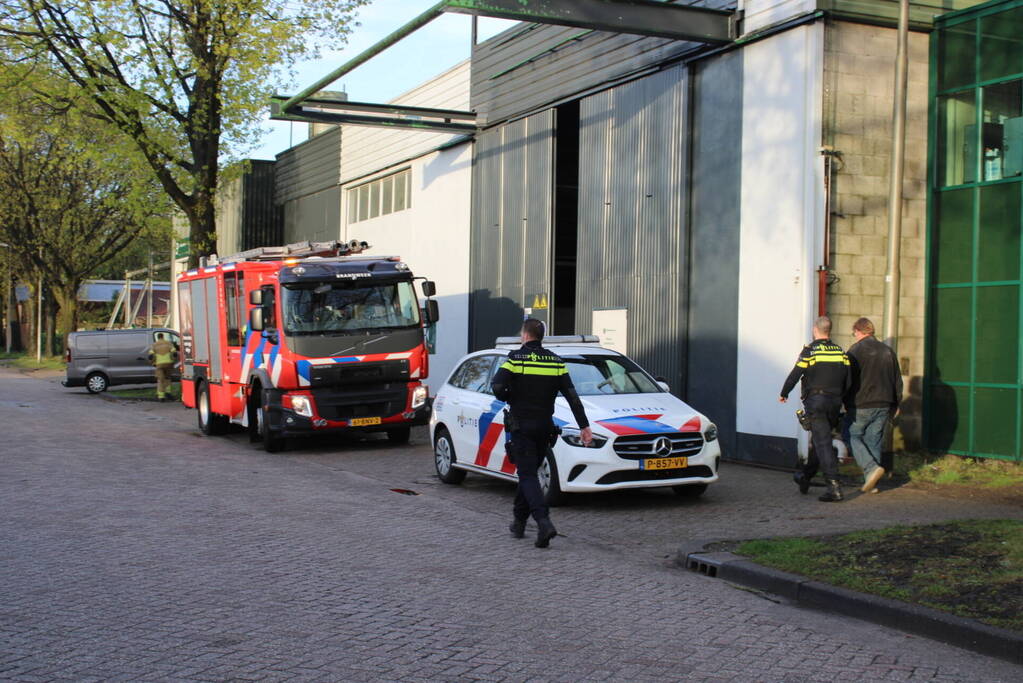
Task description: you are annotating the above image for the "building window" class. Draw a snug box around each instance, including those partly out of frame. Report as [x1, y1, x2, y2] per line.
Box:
[348, 169, 411, 223]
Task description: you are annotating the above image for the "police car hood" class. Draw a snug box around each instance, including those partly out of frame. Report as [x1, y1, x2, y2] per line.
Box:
[553, 393, 705, 436]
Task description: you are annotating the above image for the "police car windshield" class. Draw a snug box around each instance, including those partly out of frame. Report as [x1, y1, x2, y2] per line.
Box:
[562, 354, 663, 395]
[281, 280, 420, 335]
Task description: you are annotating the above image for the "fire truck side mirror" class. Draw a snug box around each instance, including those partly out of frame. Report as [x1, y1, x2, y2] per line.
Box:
[249, 290, 264, 306]
[421, 280, 436, 298]
[422, 299, 440, 324]
[249, 307, 265, 332]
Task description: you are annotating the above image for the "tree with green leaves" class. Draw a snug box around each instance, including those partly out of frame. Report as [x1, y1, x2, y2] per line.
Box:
[0, 0, 367, 267]
[0, 102, 171, 351]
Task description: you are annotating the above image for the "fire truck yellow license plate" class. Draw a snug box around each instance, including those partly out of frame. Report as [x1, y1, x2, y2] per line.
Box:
[350, 417, 382, 426]
[641, 456, 688, 470]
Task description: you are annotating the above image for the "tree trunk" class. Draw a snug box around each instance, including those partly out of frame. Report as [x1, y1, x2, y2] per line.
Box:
[43, 292, 56, 357]
[54, 284, 81, 340]
[186, 200, 217, 270]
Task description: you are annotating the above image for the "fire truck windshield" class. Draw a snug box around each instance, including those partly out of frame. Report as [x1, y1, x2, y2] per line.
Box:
[281, 280, 421, 335]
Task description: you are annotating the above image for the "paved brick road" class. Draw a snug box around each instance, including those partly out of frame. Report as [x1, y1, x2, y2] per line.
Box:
[2, 368, 1021, 682]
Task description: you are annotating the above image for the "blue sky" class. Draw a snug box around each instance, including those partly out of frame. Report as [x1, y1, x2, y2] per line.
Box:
[251, 1, 513, 160]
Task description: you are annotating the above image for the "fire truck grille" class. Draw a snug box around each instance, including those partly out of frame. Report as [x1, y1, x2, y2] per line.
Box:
[310, 384, 408, 420]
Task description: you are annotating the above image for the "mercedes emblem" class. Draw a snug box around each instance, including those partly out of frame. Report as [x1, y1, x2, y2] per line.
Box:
[654, 436, 673, 457]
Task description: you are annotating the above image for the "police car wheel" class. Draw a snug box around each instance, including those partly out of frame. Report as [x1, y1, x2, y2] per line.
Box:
[539, 453, 565, 507]
[434, 429, 466, 484]
[85, 372, 108, 394]
[671, 483, 708, 498]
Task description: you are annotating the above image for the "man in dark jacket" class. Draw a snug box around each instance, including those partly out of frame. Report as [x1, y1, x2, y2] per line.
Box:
[491, 319, 591, 548]
[847, 317, 903, 493]
[780, 316, 852, 502]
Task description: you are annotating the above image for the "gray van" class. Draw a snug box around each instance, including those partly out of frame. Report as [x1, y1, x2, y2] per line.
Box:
[63, 328, 181, 393]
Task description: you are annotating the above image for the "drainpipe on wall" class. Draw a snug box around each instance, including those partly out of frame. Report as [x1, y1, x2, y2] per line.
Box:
[882, 0, 910, 351]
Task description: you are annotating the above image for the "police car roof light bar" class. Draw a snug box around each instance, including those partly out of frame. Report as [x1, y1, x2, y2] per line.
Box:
[495, 334, 600, 348]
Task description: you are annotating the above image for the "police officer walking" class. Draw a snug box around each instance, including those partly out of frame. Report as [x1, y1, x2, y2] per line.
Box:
[780, 316, 851, 502]
[491, 319, 592, 548]
[147, 332, 178, 402]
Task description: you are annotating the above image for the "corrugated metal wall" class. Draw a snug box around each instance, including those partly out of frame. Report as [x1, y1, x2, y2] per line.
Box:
[469, 111, 554, 350]
[470, 0, 735, 127]
[575, 65, 689, 390]
[242, 161, 283, 249]
[274, 127, 341, 205]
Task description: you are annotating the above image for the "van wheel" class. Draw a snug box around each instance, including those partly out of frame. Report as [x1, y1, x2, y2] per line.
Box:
[539, 451, 565, 507]
[85, 372, 109, 394]
[387, 427, 411, 445]
[434, 428, 465, 484]
[196, 382, 228, 435]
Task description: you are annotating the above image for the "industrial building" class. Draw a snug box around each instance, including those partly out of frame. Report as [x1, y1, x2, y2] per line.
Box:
[251, 0, 1021, 465]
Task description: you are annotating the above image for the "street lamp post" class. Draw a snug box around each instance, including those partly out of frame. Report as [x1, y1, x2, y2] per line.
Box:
[1, 242, 11, 354]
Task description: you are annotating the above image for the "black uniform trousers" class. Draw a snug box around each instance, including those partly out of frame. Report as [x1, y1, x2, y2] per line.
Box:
[800, 393, 843, 481]
[507, 419, 552, 524]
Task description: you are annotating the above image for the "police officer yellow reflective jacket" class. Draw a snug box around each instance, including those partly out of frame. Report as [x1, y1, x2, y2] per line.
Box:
[780, 338, 852, 401]
[491, 341, 589, 428]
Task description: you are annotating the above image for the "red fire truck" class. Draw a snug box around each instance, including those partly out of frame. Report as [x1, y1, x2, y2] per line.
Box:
[176, 240, 438, 451]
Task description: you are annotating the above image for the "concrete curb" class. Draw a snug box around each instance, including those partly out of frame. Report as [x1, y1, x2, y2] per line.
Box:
[682, 551, 1023, 665]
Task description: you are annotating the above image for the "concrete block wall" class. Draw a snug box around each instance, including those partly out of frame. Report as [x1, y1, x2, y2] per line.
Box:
[823, 21, 928, 385]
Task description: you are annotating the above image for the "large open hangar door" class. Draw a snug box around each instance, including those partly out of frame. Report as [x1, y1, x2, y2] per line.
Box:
[470, 111, 554, 350]
[575, 65, 690, 393]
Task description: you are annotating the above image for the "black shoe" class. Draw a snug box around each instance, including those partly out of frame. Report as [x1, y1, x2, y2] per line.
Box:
[818, 479, 844, 503]
[793, 471, 811, 495]
[509, 519, 526, 539]
[535, 519, 557, 548]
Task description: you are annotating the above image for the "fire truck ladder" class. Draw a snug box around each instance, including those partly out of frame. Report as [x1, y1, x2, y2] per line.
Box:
[214, 239, 371, 264]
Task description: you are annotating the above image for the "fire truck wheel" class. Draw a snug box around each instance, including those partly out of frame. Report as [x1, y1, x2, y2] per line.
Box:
[258, 405, 286, 453]
[85, 372, 109, 394]
[434, 428, 466, 484]
[196, 381, 228, 436]
[387, 427, 411, 445]
[539, 452, 565, 507]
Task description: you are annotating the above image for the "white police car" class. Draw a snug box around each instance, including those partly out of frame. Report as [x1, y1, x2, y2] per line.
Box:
[429, 336, 720, 504]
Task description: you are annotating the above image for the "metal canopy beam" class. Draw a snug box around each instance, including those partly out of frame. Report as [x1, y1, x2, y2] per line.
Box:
[444, 0, 733, 44]
[270, 101, 478, 134]
[276, 0, 735, 128]
[272, 95, 476, 122]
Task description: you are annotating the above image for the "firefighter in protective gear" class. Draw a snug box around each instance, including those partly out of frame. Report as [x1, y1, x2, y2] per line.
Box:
[147, 333, 178, 401]
[491, 318, 592, 548]
[780, 315, 851, 502]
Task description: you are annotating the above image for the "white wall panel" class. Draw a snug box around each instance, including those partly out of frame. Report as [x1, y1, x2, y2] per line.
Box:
[736, 24, 825, 453]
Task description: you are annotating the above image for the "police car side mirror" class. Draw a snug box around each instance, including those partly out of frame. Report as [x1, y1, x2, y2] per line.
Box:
[249, 307, 264, 332]
[655, 376, 670, 392]
[249, 290, 263, 306]
[422, 299, 440, 324]
[421, 280, 436, 298]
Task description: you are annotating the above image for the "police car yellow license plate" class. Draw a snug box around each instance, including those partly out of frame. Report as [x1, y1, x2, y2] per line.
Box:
[350, 417, 382, 426]
[641, 456, 688, 470]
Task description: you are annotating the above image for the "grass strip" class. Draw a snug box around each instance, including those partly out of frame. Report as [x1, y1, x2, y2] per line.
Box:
[737, 520, 1023, 633]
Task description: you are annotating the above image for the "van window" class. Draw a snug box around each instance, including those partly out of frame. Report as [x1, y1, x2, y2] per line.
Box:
[109, 332, 148, 352]
[76, 334, 106, 353]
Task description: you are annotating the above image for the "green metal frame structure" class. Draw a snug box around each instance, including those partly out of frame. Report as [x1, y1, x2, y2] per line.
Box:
[271, 0, 736, 132]
[926, 0, 1023, 461]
